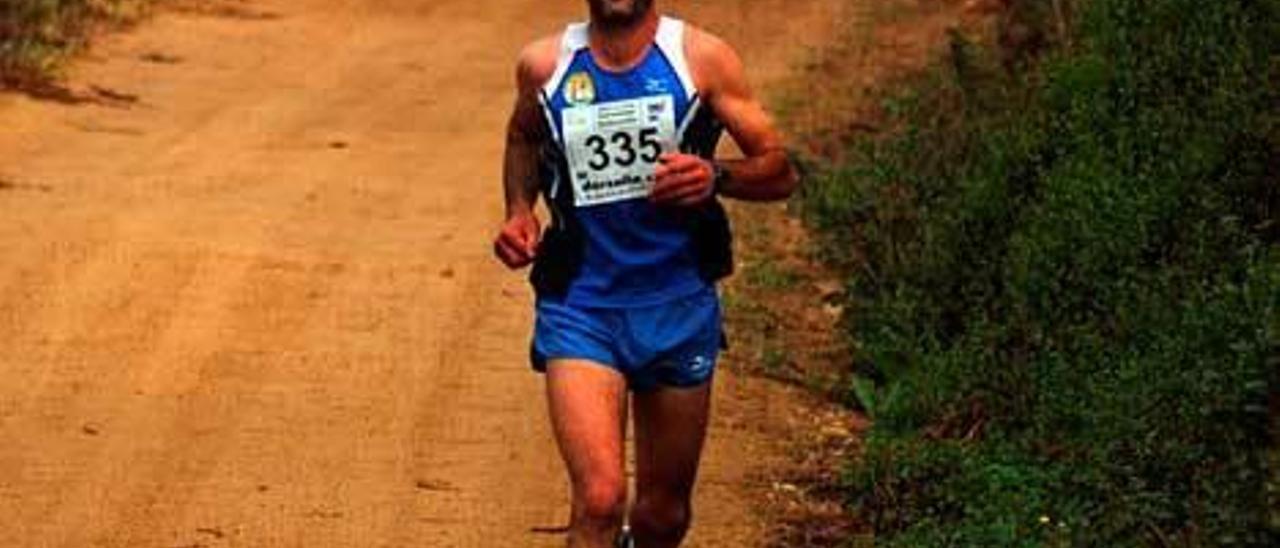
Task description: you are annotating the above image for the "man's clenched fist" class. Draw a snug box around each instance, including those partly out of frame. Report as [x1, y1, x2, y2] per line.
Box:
[493, 211, 541, 269]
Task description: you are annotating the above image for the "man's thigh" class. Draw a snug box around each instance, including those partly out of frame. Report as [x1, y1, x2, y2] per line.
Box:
[631, 382, 712, 501]
[545, 359, 630, 490]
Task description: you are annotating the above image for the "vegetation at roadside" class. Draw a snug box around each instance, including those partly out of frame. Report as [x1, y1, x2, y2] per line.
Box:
[0, 0, 151, 87]
[799, 0, 1279, 545]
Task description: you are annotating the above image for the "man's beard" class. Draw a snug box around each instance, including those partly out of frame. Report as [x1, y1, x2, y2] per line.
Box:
[588, 0, 655, 30]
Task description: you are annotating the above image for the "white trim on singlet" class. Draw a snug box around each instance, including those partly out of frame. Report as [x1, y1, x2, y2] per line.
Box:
[541, 17, 697, 102]
[541, 22, 590, 99]
[536, 90, 564, 198]
[655, 16, 698, 100]
[537, 91, 562, 144]
[675, 95, 702, 144]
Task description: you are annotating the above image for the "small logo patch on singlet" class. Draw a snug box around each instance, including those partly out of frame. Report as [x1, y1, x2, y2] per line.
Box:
[564, 71, 596, 105]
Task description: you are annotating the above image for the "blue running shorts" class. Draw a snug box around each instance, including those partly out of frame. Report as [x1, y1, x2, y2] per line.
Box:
[531, 287, 722, 391]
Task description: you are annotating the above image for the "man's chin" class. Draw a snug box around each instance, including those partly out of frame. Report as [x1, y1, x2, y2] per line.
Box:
[591, 0, 651, 28]
[598, 12, 639, 26]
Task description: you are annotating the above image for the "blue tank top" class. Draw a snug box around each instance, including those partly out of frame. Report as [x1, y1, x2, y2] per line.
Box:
[538, 17, 715, 307]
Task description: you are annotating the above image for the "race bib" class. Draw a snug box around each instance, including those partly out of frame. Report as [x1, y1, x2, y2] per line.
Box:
[562, 95, 677, 207]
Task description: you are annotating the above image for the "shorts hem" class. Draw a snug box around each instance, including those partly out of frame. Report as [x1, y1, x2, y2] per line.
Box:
[530, 348, 619, 374]
[630, 369, 716, 393]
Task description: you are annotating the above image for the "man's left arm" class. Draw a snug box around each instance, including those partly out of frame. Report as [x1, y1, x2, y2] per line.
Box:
[651, 31, 799, 205]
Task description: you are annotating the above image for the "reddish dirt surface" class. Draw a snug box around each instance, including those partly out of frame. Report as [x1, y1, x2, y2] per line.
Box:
[0, 0, 862, 546]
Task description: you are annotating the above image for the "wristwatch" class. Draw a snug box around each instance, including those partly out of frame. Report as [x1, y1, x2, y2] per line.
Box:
[711, 161, 731, 195]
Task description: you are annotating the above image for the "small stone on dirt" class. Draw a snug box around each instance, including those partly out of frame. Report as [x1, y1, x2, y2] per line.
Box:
[820, 424, 852, 438]
[814, 279, 844, 300]
[415, 479, 457, 492]
[195, 527, 224, 539]
[140, 52, 184, 64]
[771, 481, 801, 494]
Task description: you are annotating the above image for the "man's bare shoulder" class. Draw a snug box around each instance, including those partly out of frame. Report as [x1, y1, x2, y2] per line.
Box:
[516, 34, 562, 90]
[680, 23, 745, 95]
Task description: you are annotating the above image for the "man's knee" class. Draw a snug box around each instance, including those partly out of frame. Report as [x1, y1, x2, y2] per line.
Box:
[630, 495, 692, 541]
[574, 478, 627, 526]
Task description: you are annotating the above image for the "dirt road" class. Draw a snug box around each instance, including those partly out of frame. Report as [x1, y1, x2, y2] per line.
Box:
[0, 1, 843, 546]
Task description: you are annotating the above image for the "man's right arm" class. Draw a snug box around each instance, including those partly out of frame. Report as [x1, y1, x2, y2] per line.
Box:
[495, 38, 557, 270]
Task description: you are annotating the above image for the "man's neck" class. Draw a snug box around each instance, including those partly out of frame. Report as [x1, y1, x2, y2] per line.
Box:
[588, 10, 660, 71]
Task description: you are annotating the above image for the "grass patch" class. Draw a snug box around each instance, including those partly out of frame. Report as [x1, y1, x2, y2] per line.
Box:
[1, 0, 153, 88]
[744, 259, 802, 290]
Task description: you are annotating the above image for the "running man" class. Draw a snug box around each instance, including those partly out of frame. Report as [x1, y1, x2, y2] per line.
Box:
[493, 1, 798, 546]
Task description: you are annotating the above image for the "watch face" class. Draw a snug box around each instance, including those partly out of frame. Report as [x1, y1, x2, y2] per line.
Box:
[713, 163, 728, 192]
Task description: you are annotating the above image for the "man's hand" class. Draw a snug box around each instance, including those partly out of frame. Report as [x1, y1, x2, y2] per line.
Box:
[494, 212, 541, 269]
[651, 152, 715, 207]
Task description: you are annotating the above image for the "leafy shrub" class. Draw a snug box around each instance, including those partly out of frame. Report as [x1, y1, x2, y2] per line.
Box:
[802, 0, 1280, 544]
[0, 0, 148, 86]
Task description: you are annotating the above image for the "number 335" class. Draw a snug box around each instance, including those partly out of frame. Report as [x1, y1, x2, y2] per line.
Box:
[584, 127, 663, 170]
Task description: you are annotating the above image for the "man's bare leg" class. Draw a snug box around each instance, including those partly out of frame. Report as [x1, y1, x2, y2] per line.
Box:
[629, 383, 712, 548]
[546, 359, 630, 548]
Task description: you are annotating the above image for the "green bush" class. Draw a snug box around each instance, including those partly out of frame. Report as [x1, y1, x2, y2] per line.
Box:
[0, 0, 147, 85]
[802, 0, 1280, 545]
